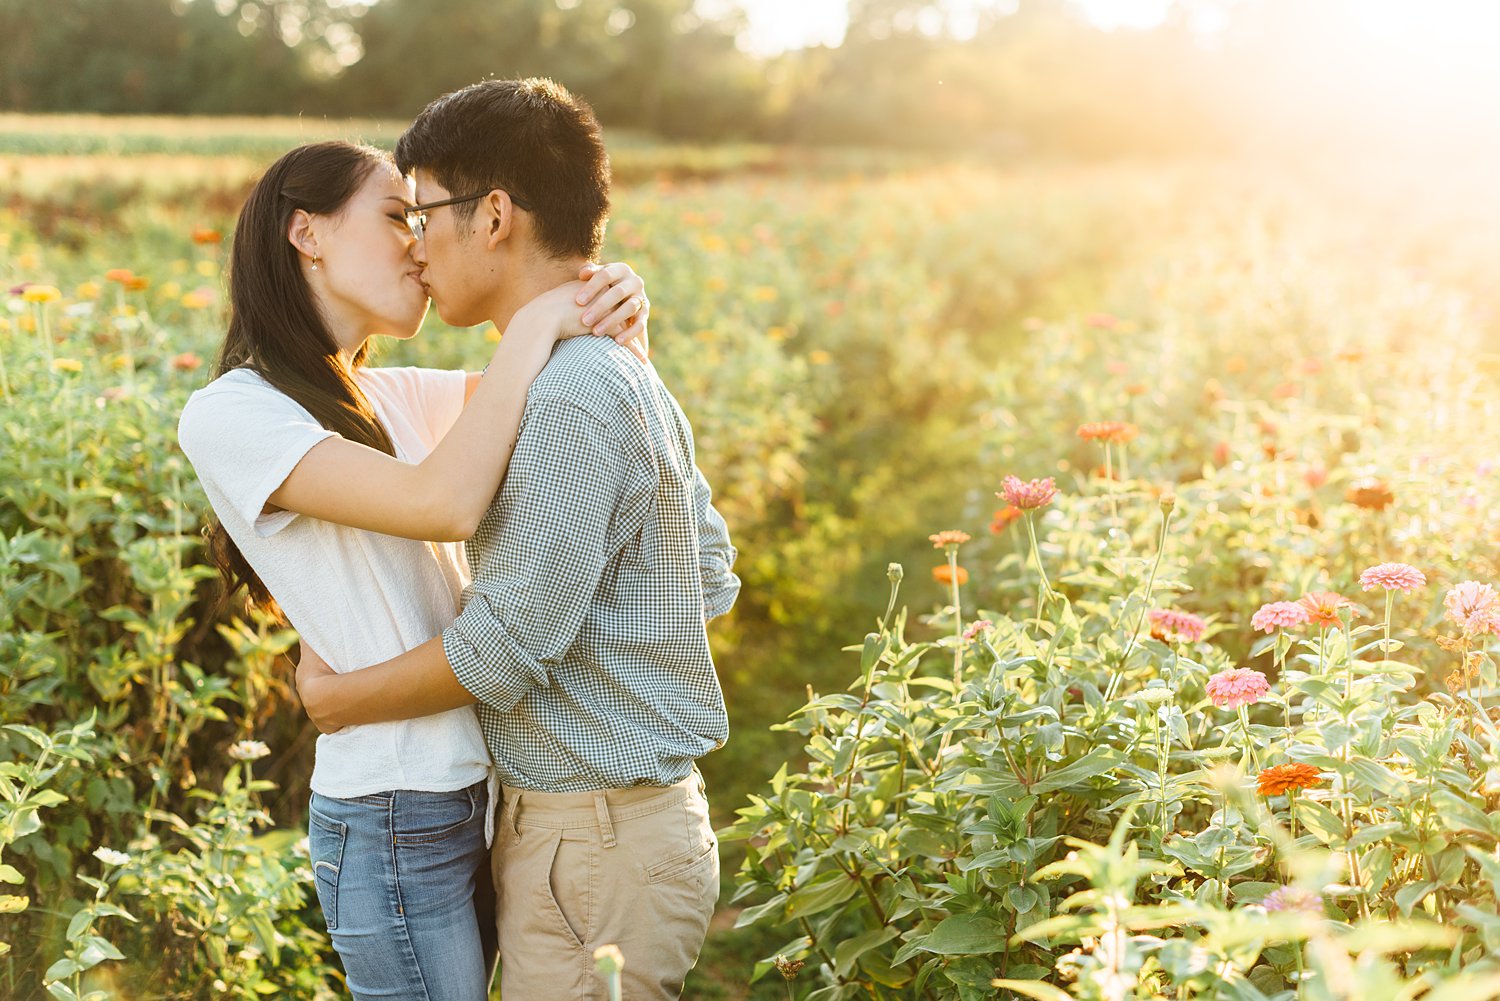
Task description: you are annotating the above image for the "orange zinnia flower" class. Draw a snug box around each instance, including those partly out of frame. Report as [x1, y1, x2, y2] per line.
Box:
[1077, 421, 1139, 445]
[1298, 591, 1353, 629]
[192, 227, 223, 245]
[1344, 478, 1394, 511]
[105, 268, 136, 284]
[990, 506, 1023, 533]
[1256, 763, 1323, 796]
[932, 565, 969, 586]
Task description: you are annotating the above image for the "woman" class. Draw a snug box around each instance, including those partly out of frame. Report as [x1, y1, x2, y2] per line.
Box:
[176, 140, 651, 1000]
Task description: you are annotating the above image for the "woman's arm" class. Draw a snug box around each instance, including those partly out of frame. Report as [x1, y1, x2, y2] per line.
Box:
[268, 258, 651, 542]
[267, 288, 574, 542]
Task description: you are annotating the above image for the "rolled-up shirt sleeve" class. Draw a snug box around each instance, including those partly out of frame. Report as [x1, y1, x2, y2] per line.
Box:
[442, 397, 635, 713]
[693, 465, 740, 620]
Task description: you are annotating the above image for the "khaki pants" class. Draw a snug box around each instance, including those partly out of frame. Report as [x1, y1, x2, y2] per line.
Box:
[490, 770, 719, 999]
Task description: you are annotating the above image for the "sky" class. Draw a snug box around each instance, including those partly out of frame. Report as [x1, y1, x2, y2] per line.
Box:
[722, 0, 1500, 56]
[723, 0, 1174, 56]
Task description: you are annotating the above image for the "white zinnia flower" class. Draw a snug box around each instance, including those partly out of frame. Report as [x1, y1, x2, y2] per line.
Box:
[93, 847, 130, 866]
[229, 740, 270, 762]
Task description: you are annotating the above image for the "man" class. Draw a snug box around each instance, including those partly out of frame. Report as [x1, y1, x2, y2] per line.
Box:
[296, 78, 739, 999]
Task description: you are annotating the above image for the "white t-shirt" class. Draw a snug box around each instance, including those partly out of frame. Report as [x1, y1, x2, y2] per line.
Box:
[178, 365, 492, 802]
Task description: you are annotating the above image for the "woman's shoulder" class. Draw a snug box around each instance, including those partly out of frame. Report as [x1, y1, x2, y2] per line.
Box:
[185, 365, 274, 402]
[178, 368, 306, 439]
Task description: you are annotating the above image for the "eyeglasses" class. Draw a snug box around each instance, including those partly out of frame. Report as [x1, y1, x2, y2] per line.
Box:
[404, 190, 532, 241]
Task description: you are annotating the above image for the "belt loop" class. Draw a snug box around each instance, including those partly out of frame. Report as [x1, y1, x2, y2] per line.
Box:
[593, 791, 617, 849]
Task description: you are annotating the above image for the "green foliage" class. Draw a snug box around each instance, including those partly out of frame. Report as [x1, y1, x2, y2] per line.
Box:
[4, 134, 1500, 996]
[725, 485, 1500, 997]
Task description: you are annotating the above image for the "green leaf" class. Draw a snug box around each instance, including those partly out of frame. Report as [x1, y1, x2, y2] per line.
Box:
[1295, 799, 1346, 847]
[783, 874, 860, 920]
[77, 935, 123, 967]
[1433, 791, 1495, 837]
[733, 894, 788, 928]
[991, 979, 1072, 1001]
[833, 925, 899, 977]
[1393, 881, 1437, 917]
[1345, 758, 1407, 797]
[1422, 972, 1500, 1001]
[1028, 747, 1124, 795]
[1346, 822, 1407, 849]
[911, 914, 1007, 956]
[44, 957, 82, 983]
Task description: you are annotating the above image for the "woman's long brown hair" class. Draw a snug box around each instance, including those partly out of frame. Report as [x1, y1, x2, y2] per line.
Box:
[206, 141, 398, 622]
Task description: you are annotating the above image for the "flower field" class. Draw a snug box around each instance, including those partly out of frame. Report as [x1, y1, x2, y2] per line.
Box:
[4, 124, 1500, 999]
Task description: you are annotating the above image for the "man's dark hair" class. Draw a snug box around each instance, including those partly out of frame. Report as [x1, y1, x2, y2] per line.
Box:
[396, 78, 610, 260]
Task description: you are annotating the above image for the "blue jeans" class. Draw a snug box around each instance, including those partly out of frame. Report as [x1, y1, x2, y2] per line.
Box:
[308, 778, 496, 1000]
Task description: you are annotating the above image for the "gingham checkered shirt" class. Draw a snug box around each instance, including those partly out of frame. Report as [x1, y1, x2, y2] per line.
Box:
[442, 336, 739, 793]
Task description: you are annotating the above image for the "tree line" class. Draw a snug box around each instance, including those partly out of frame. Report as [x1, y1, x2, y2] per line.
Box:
[2, 0, 1496, 158]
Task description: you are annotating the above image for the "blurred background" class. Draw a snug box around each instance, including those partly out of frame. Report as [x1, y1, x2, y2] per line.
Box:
[3, 0, 1500, 159]
[7, 1, 1500, 997]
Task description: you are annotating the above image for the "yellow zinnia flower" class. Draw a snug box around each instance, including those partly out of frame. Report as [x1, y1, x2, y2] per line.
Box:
[22, 285, 61, 304]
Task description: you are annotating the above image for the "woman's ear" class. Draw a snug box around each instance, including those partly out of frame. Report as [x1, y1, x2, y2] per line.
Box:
[287, 208, 319, 262]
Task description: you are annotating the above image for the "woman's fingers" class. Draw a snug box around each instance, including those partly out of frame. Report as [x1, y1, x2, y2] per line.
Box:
[575, 262, 636, 310]
[595, 293, 649, 340]
[580, 273, 643, 327]
[615, 310, 649, 363]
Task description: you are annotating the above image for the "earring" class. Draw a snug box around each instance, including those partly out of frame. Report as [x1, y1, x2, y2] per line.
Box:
[310, 255, 321, 272]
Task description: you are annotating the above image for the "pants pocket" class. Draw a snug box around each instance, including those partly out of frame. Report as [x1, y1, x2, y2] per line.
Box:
[392, 784, 481, 845]
[542, 830, 593, 949]
[309, 803, 348, 932]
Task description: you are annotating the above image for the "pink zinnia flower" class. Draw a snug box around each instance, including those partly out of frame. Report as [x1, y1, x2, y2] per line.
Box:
[1444, 581, 1500, 636]
[1250, 601, 1310, 634]
[1359, 563, 1426, 593]
[963, 619, 993, 641]
[1147, 608, 1207, 644]
[1204, 667, 1270, 709]
[998, 476, 1058, 511]
[1262, 886, 1322, 915]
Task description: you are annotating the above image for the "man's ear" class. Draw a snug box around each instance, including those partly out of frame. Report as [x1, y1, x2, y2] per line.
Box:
[287, 209, 319, 261]
[482, 190, 516, 251]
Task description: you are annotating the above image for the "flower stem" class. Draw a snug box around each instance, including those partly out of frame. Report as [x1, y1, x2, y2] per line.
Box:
[1105, 442, 1118, 525]
[1383, 591, 1394, 655]
[1022, 511, 1052, 624]
[948, 548, 963, 691]
[1238, 706, 1259, 772]
[1107, 501, 1173, 702]
[1155, 704, 1169, 840]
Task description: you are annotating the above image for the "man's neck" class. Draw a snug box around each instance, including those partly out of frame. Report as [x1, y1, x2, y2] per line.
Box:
[487, 256, 588, 332]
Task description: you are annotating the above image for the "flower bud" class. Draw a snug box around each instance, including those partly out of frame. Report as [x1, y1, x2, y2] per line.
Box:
[887, 563, 903, 584]
[593, 944, 624, 975]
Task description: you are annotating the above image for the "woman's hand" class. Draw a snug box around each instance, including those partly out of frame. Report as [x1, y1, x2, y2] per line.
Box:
[295, 645, 344, 735]
[504, 263, 651, 363]
[576, 262, 650, 360]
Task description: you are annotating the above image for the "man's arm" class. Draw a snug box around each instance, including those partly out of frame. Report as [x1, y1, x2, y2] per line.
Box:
[295, 395, 641, 731]
[693, 465, 740, 621]
[296, 638, 471, 734]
